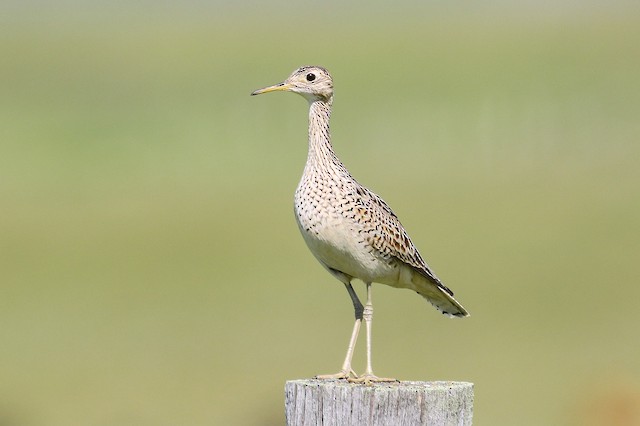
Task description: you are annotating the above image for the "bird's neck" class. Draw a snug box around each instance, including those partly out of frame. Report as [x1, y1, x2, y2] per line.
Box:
[306, 98, 342, 172]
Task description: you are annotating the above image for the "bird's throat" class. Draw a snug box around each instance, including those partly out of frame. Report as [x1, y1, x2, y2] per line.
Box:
[306, 100, 337, 170]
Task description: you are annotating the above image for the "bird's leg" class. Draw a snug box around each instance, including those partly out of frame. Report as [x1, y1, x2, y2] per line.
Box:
[350, 283, 397, 384]
[315, 315, 361, 380]
[316, 282, 362, 380]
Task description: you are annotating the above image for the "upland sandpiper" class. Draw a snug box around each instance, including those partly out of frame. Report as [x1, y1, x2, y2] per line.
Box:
[252, 66, 469, 384]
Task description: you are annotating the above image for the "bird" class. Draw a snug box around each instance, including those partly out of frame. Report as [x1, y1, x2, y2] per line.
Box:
[251, 66, 469, 384]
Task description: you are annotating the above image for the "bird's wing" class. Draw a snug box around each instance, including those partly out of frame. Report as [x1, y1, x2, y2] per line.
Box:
[352, 185, 455, 297]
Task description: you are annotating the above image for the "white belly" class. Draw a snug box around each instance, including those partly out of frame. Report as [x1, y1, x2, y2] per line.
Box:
[295, 212, 399, 285]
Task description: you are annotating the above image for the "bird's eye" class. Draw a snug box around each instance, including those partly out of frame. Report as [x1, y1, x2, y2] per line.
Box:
[306, 73, 316, 82]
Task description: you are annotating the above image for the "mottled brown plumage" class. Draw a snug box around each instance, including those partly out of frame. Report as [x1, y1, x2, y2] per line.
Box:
[252, 66, 468, 383]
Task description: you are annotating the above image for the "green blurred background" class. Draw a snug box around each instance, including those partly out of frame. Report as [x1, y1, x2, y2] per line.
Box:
[2, 1, 639, 425]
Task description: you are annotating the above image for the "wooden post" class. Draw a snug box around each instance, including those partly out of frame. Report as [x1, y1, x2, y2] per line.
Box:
[285, 379, 473, 426]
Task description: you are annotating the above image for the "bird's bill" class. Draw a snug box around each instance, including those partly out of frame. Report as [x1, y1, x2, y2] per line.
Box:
[251, 82, 292, 96]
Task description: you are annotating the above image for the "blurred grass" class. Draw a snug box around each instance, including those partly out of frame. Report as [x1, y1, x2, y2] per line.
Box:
[1, 3, 640, 425]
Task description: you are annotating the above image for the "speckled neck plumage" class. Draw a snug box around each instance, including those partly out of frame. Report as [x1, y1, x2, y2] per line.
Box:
[304, 99, 349, 178]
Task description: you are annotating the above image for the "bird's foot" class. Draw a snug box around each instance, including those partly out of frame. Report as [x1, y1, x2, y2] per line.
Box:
[315, 368, 358, 380]
[348, 373, 398, 385]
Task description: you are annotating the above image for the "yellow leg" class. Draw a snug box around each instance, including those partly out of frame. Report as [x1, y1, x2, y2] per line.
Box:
[315, 317, 360, 380]
[316, 282, 362, 380]
[349, 283, 397, 384]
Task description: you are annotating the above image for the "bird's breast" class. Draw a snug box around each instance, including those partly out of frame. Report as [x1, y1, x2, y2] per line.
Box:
[294, 176, 399, 284]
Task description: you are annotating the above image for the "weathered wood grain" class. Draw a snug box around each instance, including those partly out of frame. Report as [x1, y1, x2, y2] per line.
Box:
[285, 379, 473, 426]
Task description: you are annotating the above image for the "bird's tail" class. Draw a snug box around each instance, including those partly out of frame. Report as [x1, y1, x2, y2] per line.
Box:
[410, 268, 469, 318]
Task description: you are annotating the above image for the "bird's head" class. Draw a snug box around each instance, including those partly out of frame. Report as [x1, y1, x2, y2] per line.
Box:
[251, 66, 333, 103]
